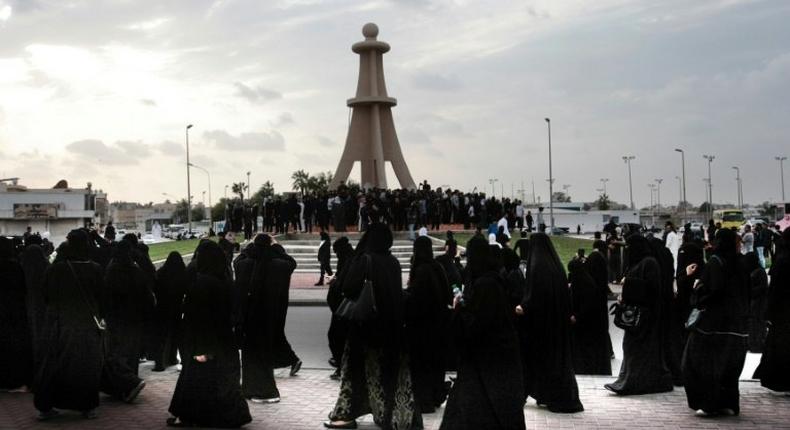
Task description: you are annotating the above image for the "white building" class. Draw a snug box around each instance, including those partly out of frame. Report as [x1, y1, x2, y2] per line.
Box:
[526, 202, 640, 233]
[0, 178, 106, 243]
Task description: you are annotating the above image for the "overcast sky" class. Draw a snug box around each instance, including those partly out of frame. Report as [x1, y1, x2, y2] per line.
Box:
[0, 0, 788, 207]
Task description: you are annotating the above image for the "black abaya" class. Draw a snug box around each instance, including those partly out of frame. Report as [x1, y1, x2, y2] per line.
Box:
[568, 259, 612, 375]
[153, 252, 187, 370]
[519, 233, 583, 413]
[441, 272, 525, 430]
[21, 244, 48, 376]
[101, 251, 155, 399]
[606, 237, 673, 395]
[0, 244, 32, 390]
[753, 245, 790, 392]
[34, 257, 104, 413]
[169, 271, 251, 428]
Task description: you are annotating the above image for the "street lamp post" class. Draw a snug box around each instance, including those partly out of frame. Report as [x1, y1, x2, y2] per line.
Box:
[703, 155, 715, 221]
[732, 166, 742, 209]
[246, 171, 252, 201]
[648, 183, 656, 227]
[185, 124, 194, 233]
[224, 185, 228, 200]
[674, 149, 687, 223]
[675, 176, 682, 211]
[600, 178, 609, 195]
[777, 156, 787, 202]
[622, 156, 635, 210]
[488, 178, 498, 198]
[190, 163, 213, 224]
[655, 178, 663, 211]
[545, 118, 555, 234]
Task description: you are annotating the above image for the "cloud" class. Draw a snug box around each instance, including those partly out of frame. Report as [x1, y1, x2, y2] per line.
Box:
[66, 139, 135, 165]
[411, 72, 462, 91]
[157, 141, 182, 156]
[0, 5, 10, 22]
[140, 98, 156, 106]
[270, 112, 294, 127]
[202, 129, 285, 151]
[233, 82, 282, 103]
[65, 139, 153, 165]
[317, 136, 335, 147]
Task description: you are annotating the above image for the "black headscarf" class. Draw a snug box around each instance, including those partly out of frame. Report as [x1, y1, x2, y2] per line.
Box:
[410, 236, 434, 281]
[465, 235, 494, 282]
[65, 229, 91, 261]
[712, 228, 738, 273]
[526, 233, 565, 279]
[320, 231, 330, 242]
[0, 236, 14, 260]
[196, 241, 227, 279]
[111, 239, 135, 267]
[625, 234, 653, 269]
[363, 223, 392, 254]
[159, 251, 186, 279]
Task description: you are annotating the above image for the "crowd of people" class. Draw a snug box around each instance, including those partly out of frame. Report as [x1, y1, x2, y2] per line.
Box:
[222, 181, 543, 239]
[1, 203, 789, 429]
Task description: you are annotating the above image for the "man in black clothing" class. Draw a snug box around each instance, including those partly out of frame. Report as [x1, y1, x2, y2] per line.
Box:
[514, 230, 530, 261]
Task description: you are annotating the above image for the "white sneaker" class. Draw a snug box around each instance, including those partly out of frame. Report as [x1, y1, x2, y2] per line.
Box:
[250, 397, 280, 404]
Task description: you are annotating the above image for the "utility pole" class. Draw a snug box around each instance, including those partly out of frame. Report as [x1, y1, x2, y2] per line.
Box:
[185, 124, 193, 234]
[545, 118, 555, 234]
[655, 178, 663, 211]
[703, 155, 715, 221]
[622, 156, 635, 210]
[777, 156, 787, 202]
[674, 149, 687, 223]
[732, 166, 742, 209]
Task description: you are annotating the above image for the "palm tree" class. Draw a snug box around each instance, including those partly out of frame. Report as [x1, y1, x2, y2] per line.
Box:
[231, 182, 247, 203]
[291, 169, 310, 196]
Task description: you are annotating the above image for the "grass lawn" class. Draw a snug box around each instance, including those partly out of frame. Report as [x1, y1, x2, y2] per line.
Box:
[147, 238, 216, 262]
[448, 233, 592, 268]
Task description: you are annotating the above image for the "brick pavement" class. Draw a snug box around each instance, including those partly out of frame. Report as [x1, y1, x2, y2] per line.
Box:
[2, 362, 789, 430]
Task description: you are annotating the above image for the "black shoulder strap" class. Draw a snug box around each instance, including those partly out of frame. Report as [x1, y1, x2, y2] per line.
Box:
[66, 261, 100, 319]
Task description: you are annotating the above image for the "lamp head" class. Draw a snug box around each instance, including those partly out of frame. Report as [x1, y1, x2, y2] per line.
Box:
[187, 124, 193, 129]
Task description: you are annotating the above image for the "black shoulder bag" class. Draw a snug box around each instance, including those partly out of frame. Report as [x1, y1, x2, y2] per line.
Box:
[335, 255, 377, 323]
[66, 261, 107, 332]
[610, 301, 643, 332]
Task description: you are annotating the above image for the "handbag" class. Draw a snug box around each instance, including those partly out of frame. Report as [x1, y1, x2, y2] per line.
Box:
[685, 308, 705, 330]
[610, 302, 643, 331]
[335, 255, 377, 323]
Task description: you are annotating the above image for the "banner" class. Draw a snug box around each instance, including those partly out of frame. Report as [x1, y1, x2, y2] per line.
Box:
[13, 204, 59, 219]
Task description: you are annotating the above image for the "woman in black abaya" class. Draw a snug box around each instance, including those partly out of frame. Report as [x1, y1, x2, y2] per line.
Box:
[682, 228, 749, 416]
[440, 236, 525, 430]
[517, 233, 583, 413]
[327, 236, 355, 379]
[153, 252, 187, 371]
[753, 228, 790, 393]
[34, 230, 105, 420]
[21, 244, 49, 377]
[325, 223, 420, 430]
[670, 242, 705, 385]
[0, 236, 32, 391]
[605, 235, 673, 395]
[405, 236, 451, 413]
[168, 241, 251, 428]
[741, 252, 768, 353]
[568, 257, 612, 375]
[101, 240, 154, 402]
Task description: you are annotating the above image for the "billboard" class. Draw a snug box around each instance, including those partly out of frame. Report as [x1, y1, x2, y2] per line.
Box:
[13, 203, 59, 219]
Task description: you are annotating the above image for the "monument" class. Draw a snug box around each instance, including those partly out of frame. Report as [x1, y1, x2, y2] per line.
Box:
[329, 23, 417, 190]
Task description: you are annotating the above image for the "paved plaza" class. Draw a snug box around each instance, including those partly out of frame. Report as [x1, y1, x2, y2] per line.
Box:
[2, 363, 789, 430]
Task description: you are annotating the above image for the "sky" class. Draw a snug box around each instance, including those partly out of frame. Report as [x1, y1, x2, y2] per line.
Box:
[0, 0, 788, 208]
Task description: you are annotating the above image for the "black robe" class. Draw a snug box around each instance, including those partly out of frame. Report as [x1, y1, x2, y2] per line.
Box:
[153, 260, 187, 369]
[682, 254, 748, 414]
[440, 272, 525, 430]
[520, 257, 583, 412]
[569, 259, 612, 375]
[21, 245, 49, 377]
[753, 250, 790, 391]
[743, 253, 769, 353]
[585, 249, 614, 357]
[329, 250, 420, 430]
[101, 258, 155, 399]
[405, 261, 451, 413]
[606, 256, 674, 395]
[235, 244, 298, 399]
[34, 259, 105, 413]
[0, 255, 32, 389]
[169, 273, 251, 427]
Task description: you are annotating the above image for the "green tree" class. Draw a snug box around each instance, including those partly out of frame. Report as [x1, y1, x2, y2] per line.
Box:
[596, 193, 612, 210]
[231, 182, 247, 202]
[291, 170, 310, 195]
[251, 181, 275, 203]
[552, 191, 571, 203]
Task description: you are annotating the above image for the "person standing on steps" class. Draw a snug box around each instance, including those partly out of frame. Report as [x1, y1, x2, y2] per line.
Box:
[316, 231, 333, 286]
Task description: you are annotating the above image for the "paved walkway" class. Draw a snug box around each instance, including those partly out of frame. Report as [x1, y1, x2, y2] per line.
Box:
[2, 363, 788, 430]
